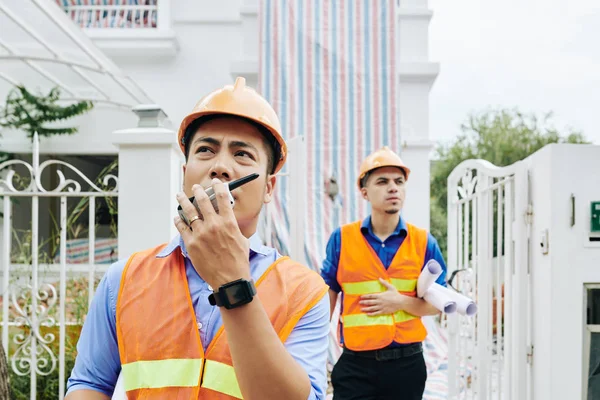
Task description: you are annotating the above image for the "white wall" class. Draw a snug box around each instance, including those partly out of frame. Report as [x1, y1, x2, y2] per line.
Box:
[397, 0, 439, 230]
[401, 143, 432, 230]
[526, 144, 600, 400]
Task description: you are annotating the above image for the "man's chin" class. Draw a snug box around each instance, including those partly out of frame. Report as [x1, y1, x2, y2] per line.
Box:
[385, 208, 400, 215]
[232, 208, 263, 236]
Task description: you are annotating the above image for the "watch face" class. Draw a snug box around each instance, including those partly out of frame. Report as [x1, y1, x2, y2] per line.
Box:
[223, 283, 250, 306]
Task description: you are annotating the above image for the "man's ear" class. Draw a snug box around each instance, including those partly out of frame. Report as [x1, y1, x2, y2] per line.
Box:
[263, 174, 277, 204]
[182, 163, 186, 188]
[360, 187, 369, 201]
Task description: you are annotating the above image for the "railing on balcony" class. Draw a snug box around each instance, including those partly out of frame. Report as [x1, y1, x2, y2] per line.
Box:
[55, 0, 158, 29]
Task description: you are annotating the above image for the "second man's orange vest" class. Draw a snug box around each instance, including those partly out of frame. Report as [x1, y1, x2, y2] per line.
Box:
[116, 244, 328, 399]
[337, 221, 428, 351]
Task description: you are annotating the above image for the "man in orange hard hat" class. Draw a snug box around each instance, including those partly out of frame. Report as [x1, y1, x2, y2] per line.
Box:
[321, 146, 448, 400]
[66, 77, 330, 400]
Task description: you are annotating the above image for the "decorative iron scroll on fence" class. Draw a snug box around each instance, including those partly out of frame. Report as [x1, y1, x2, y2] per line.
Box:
[0, 133, 118, 400]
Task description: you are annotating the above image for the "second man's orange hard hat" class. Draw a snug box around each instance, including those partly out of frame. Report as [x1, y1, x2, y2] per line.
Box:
[357, 146, 411, 188]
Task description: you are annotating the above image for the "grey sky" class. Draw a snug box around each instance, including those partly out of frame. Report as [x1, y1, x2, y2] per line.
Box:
[428, 0, 600, 146]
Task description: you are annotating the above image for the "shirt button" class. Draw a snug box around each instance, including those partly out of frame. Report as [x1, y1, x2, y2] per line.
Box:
[197, 322, 203, 329]
[207, 284, 213, 291]
[382, 243, 386, 248]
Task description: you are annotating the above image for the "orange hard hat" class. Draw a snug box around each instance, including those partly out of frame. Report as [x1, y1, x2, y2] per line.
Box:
[357, 146, 411, 188]
[177, 77, 287, 174]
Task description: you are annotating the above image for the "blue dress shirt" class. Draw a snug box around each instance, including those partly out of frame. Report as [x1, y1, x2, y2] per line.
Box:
[67, 234, 330, 399]
[320, 216, 447, 347]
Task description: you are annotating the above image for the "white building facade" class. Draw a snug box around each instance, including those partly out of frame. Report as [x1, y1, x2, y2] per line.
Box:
[0, 1, 440, 399]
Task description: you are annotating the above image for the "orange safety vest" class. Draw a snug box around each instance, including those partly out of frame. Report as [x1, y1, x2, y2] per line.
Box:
[116, 244, 328, 399]
[337, 220, 428, 351]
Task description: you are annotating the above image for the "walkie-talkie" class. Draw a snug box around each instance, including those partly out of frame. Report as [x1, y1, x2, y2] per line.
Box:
[177, 173, 260, 226]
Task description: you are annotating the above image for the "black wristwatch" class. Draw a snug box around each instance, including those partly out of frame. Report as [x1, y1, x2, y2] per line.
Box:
[208, 279, 257, 309]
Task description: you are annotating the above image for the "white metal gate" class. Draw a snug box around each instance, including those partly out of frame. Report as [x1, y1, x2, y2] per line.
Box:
[445, 159, 532, 400]
[0, 133, 118, 399]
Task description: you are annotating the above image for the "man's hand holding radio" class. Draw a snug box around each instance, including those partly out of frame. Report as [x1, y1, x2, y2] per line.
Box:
[174, 178, 251, 289]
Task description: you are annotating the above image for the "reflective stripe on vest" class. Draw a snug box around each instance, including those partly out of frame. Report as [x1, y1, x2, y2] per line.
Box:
[341, 279, 419, 328]
[342, 278, 417, 295]
[121, 358, 243, 398]
[342, 310, 416, 328]
[201, 360, 242, 399]
[121, 358, 203, 391]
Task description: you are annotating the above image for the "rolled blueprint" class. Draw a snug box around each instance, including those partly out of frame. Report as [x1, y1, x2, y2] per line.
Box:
[422, 285, 457, 314]
[429, 283, 478, 316]
[417, 259, 443, 298]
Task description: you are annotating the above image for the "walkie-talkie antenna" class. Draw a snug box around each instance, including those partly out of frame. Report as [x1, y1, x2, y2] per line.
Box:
[228, 173, 259, 191]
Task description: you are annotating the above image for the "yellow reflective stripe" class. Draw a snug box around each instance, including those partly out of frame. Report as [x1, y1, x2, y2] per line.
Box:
[122, 358, 202, 391]
[342, 279, 417, 295]
[393, 310, 417, 323]
[343, 313, 394, 327]
[342, 280, 383, 295]
[390, 278, 417, 292]
[201, 360, 242, 399]
[343, 312, 417, 328]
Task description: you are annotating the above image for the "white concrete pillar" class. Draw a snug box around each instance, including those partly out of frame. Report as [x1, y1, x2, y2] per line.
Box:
[397, 0, 439, 230]
[400, 141, 434, 230]
[112, 105, 184, 260]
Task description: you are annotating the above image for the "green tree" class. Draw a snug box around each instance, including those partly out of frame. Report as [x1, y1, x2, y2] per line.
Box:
[431, 108, 590, 258]
[0, 85, 94, 163]
[0, 85, 93, 139]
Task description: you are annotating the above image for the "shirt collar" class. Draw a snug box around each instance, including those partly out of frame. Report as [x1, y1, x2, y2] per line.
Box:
[156, 231, 268, 258]
[360, 215, 407, 238]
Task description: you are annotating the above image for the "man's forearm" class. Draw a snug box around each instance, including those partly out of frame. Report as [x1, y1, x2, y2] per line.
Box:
[64, 390, 110, 400]
[400, 296, 441, 317]
[220, 297, 312, 400]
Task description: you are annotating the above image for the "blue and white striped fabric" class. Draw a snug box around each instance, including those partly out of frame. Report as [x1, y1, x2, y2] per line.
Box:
[258, 0, 400, 273]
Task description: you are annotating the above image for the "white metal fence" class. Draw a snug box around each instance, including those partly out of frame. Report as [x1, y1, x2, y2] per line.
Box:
[56, 0, 158, 29]
[0, 133, 118, 400]
[445, 159, 532, 400]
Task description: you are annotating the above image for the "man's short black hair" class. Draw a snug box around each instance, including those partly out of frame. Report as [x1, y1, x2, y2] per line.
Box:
[183, 115, 281, 174]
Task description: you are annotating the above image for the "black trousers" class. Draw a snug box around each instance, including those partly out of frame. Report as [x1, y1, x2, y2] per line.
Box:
[331, 345, 427, 400]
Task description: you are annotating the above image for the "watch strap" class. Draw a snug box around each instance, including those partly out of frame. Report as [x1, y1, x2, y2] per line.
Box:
[208, 279, 256, 309]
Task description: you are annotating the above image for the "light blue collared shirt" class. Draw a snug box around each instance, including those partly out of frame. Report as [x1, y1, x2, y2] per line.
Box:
[67, 234, 330, 399]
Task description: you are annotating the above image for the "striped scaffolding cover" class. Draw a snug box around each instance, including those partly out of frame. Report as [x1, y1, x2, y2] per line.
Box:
[259, 1, 451, 398]
[259, 0, 400, 273]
